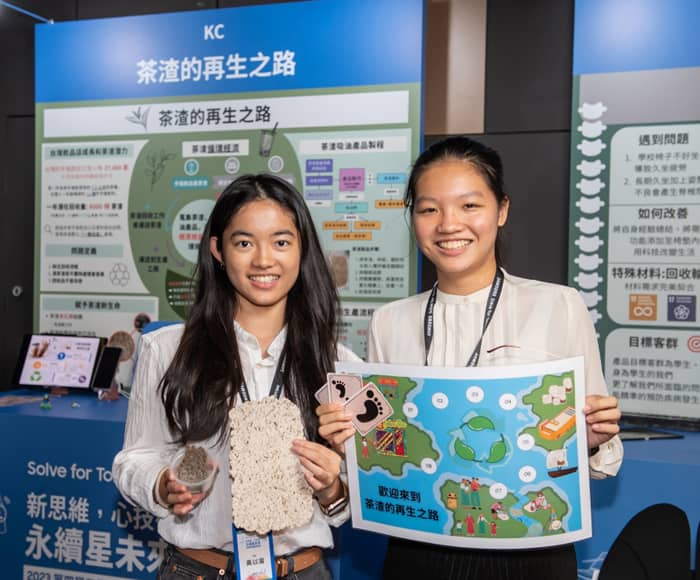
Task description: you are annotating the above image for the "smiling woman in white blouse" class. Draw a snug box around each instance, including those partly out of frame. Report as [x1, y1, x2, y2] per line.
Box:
[318, 136, 622, 580]
[113, 174, 358, 580]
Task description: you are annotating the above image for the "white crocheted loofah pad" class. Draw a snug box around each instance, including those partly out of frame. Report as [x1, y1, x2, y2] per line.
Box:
[229, 396, 313, 534]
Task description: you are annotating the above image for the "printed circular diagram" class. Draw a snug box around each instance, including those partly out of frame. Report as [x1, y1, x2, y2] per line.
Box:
[420, 458, 437, 474]
[403, 402, 418, 418]
[466, 386, 484, 403]
[268, 155, 284, 173]
[453, 415, 509, 465]
[432, 392, 449, 409]
[688, 336, 700, 353]
[224, 157, 240, 175]
[172, 199, 216, 264]
[672, 304, 690, 321]
[184, 158, 199, 176]
[127, 132, 303, 320]
[109, 331, 136, 362]
[109, 263, 130, 286]
[517, 433, 535, 451]
[489, 482, 508, 500]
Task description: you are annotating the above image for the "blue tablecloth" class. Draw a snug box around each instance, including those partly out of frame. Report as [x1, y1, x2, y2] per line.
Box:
[3, 389, 697, 579]
[577, 430, 700, 577]
[0, 389, 161, 580]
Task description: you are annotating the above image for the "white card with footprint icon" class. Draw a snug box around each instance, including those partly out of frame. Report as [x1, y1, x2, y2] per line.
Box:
[344, 381, 394, 436]
[314, 383, 331, 405]
[326, 372, 364, 404]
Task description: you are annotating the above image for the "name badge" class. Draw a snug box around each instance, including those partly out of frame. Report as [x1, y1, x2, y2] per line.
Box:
[233, 525, 277, 580]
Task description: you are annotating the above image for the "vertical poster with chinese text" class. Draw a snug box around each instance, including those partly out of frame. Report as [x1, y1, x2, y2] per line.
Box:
[568, 0, 700, 424]
[35, 0, 424, 373]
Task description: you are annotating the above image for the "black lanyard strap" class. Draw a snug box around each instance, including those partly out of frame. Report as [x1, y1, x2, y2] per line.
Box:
[423, 268, 504, 367]
[238, 351, 287, 403]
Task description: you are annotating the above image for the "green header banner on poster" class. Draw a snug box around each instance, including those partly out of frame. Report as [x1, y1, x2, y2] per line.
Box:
[35, 0, 424, 378]
[568, 0, 700, 426]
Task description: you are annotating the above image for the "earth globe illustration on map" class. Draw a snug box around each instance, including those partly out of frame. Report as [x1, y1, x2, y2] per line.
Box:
[451, 414, 510, 466]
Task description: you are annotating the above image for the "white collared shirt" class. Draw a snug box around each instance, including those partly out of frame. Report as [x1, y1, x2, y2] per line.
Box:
[112, 322, 360, 553]
[367, 271, 623, 479]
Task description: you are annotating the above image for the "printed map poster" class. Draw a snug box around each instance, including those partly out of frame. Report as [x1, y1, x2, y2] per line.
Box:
[335, 358, 591, 549]
[568, 0, 700, 424]
[34, 0, 423, 369]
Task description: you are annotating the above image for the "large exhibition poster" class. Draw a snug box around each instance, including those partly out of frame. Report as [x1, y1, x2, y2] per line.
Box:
[35, 0, 424, 384]
[568, 0, 700, 425]
[335, 358, 592, 549]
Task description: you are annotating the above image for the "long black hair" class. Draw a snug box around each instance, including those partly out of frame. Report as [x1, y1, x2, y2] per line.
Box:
[159, 174, 339, 445]
[405, 136, 510, 267]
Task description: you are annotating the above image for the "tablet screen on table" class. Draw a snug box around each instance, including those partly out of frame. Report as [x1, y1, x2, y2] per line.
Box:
[13, 334, 105, 390]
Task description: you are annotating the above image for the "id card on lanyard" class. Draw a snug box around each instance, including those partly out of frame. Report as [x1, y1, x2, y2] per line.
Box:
[423, 268, 504, 367]
[233, 527, 277, 580]
[231, 353, 287, 580]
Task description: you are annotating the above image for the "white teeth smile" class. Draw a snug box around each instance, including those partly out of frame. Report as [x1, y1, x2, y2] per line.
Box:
[438, 240, 471, 249]
[249, 275, 279, 282]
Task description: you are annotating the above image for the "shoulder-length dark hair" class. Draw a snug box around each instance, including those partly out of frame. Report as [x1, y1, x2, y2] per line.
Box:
[159, 174, 339, 445]
[405, 136, 510, 267]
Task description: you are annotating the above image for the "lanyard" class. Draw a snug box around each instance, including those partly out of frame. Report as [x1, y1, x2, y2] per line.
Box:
[238, 351, 287, 403]
[423, 268, 504, 367]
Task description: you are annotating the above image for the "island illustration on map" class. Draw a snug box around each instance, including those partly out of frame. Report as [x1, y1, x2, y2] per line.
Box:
[338, 358, 592, 549]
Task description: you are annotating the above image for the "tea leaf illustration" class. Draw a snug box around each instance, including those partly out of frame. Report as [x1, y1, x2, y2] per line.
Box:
[126, 106, 150, 131]
[144, 148, 176, 191]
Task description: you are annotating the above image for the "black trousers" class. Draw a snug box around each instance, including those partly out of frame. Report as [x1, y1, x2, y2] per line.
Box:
[382, 538, 577, 580]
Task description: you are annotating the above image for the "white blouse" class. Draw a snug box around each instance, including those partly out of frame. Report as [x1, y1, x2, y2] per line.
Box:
[368, 271, 622, 479]
[112, 322, 361, 554]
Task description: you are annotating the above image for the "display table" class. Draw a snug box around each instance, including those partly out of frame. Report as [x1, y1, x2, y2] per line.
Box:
[577, 431, 700, 577]
[4, 389, 696, 580]
[0, 389, 161, 580]
[0, 389, 346, 580]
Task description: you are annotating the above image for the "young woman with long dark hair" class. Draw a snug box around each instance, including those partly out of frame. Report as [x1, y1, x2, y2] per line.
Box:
[318, 136, 623, 579]
[113, 174, 357, 580]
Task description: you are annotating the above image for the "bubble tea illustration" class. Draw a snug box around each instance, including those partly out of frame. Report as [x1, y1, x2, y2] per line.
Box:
[576, 178, 605, 197]
[259, 122, 279, 157]
[576, 159, 606, 178]
[574, 234, 604, 253]
[577, 139, 607, 157]
[575, 216, 604, 235]
[574, 253, 603, 272]
[573, 100, 607, 315]
[574, 272, 603, 290]
[578, 120, 607, 139]
[588, 308, 602, 325]
[576, 196, 605, 215]
[578, 101, 607, 121]
[579, 289, 603, 308]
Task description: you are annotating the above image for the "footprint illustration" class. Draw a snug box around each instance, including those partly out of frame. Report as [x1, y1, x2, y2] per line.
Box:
[331, 379, 346, 399]
[356, 389, 383, 423]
